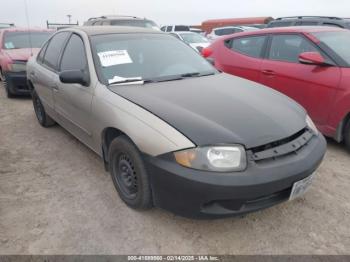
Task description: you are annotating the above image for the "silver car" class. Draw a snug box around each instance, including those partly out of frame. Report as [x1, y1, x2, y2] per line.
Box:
[27, 26, 326, 218]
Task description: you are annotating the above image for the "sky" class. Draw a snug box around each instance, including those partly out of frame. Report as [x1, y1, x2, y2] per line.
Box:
[1, 0, 350, 27]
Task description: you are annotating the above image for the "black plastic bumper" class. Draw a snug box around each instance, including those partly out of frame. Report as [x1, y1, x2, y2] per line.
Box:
[4, 71, 30, 95]
[144, 134, 327, 219]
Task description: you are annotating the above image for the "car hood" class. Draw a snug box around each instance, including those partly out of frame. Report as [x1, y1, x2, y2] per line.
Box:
[3, 48, 39, 61]
[110, 73, 306, 149]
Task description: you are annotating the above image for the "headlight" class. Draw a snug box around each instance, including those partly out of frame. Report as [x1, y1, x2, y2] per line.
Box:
[9, 62, 27, 72]
[174, 145, 247, 172]
[306, 115, 319, 135]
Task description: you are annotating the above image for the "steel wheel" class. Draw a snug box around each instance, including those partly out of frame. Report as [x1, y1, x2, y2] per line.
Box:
[113, 153, 138, 200]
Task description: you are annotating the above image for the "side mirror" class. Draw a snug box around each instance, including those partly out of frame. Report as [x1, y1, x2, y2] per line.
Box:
[299, 52, 327, 66]
[59, 70, 89, 86]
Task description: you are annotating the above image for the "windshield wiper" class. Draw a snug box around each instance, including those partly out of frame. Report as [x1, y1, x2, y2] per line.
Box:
[181, 71, 217, 78]
[108, 76, 148, 86]
[181, 72, 201, 77]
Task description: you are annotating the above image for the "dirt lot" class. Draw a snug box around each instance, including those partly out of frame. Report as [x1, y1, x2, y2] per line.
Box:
[0, 83, 349, 255]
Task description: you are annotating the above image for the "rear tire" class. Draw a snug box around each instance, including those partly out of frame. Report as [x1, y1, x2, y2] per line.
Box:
[344, 119, 350, 152]
[108, 135, 153, 210]
[32, 90, 56, 127]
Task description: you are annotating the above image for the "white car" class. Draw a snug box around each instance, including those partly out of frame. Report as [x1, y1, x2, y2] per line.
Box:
[170, 31, 210, 52]
[206, 26, 259, 42]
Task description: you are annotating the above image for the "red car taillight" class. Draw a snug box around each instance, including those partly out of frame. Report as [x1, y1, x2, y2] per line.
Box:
[201, 47, 213, 58]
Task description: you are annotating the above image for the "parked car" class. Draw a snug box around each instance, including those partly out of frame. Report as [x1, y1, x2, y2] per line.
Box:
[0, 23, 15, 30]
[160, 25, 190, 33]
[84, 15, 159, 30]
[0, 27, 54, 98]
[27, 26, 326, 218]
[267, 16, 350, 29]
[170, 32, 209, 52]
[201, 17, 273, 35]
[202, 26, 350, 150]
[206, 26, 258, 42]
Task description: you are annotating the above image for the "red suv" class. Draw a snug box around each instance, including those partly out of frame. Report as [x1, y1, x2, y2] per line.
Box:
[203, 26, 350, 150]
[0, 28, 53, 98]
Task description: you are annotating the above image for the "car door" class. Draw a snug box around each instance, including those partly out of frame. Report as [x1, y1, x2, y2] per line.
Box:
[218, 35, 267, 82]
[52, 33, 94, 148]
[33, 32, 71, 119]
[259, 33, 341, 125]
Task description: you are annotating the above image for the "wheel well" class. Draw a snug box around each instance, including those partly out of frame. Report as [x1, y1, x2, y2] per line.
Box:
[336, 112, 350, 142]
[101, 127, 126, 171]
[342, 113, 350, 137]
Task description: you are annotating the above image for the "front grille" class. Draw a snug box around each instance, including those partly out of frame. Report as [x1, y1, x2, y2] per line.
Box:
[247, 128, 314, 162]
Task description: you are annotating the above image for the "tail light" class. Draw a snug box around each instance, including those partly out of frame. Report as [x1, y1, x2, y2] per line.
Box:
[201, 47, 213, 58]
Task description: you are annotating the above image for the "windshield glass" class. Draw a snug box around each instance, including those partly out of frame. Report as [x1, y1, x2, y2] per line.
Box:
[3, 31, 53, 49]
[179, 33, 208, 44]
[312, 31, 350, 65]
[91, 33, 216, 85]
[111, 20, 158, 29]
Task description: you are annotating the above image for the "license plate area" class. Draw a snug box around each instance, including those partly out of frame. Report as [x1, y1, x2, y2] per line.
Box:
[289, 174, 314, 201]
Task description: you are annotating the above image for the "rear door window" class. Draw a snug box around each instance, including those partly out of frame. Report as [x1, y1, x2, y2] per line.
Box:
[42, 32, 70, 71]
[268, 21, 294, 28]
[268, 34, 319, 63]
[216, 28, 235, 36]
[174, 25, 190, 31]
[295, 21, 320, 26]
[228, 36, 266, 58]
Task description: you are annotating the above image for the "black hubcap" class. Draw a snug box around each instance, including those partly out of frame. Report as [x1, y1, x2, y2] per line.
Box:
[114, 154, 138, 199]
[34, 96, 44, 123]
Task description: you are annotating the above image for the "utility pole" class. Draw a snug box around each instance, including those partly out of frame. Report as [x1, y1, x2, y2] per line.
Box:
[67, 14, 72, 24]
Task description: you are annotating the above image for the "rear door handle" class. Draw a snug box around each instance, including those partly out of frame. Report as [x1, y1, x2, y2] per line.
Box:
[261, 69, 276, 76]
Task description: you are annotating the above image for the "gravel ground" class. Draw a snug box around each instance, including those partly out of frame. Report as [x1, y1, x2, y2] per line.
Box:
[0, 83, 349, 255]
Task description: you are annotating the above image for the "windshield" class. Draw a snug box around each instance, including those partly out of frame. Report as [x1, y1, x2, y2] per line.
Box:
[110, 19, 158, 29]
[3, 31, 53, 49]
[179, 33, 208, 44]
[91, 33, 216, 85]
[312, 31, 350, 65]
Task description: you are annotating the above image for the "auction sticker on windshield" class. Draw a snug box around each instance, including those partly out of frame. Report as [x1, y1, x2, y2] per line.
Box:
[289, 174, 314, 200]
[98, 50, 132, 67]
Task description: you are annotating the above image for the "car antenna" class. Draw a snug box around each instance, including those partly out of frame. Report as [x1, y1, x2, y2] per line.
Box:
[24, 0, 33, 56]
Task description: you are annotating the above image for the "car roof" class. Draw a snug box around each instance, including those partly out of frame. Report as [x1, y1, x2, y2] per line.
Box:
[175, 31, 198, 35]
[223, 26, 345, 37]
[67, 26, 162, 36]
[0, 27, 54, 33]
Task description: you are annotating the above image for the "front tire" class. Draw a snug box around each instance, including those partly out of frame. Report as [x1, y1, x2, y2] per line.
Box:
[108, 136, 152, 210]
[32, 90, 56, 127]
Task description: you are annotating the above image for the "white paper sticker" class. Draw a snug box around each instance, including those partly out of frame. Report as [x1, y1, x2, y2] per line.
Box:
[98, 50, 132, 67]
[4, 42, 14, 49]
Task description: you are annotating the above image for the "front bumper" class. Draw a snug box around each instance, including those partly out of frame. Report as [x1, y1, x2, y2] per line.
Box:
[4, 71, 30, 95]
[144, 134, 327, 219]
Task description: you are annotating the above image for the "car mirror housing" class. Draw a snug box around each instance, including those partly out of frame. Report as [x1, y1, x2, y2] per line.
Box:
[59, 70, 89, 86]
[299, 52, 327, 66]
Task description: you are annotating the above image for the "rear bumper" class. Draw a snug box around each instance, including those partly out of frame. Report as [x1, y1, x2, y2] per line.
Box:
[4, 71, 30, 95]
[144, 134, 327, 219]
